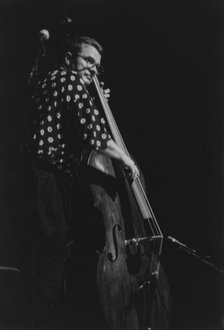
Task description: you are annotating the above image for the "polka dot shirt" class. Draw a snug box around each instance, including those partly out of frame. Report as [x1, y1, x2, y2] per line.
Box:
[31, 67, 111, 180]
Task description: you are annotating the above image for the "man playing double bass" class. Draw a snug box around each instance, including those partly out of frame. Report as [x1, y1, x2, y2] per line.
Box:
[29, 35, 170, 329]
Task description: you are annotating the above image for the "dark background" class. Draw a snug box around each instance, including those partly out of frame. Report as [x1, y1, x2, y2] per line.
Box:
[0, 0, 223, 329]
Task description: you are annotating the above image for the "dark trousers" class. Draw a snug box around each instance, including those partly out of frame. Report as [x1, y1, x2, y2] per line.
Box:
[31, 167, 106, 329]
[32, 168, 71, 328]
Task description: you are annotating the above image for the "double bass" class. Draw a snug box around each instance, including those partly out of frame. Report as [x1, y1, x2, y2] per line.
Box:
[86, 74, 170, 330]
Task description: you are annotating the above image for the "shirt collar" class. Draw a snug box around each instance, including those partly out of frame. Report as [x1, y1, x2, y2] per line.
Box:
[61, 51, 76, 70]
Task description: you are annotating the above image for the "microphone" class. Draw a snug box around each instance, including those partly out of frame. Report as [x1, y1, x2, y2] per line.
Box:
[167, 236, 196, 252]
[167, 235, 223, 273]
[39, 29, 50, 41]
[39, 29, 50, 55]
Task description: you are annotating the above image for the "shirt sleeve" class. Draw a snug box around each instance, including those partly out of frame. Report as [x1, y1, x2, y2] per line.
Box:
[65, 71, 112, 151]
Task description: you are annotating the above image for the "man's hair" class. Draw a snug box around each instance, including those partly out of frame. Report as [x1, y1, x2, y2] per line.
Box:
[63, 35, 103, 56]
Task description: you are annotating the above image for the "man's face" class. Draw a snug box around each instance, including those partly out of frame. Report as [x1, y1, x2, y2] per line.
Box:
[75, 43, 101, 86]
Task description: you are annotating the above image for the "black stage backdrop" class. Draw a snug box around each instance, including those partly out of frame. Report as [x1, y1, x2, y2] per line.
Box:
[0, 0, 223, 329]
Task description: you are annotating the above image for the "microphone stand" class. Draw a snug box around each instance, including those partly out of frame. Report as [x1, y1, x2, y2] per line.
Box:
[27, 42, 46, 87]
[167, 236, 224, 275]
[23, 39, 47, 160]
[0, 266, 20, 274]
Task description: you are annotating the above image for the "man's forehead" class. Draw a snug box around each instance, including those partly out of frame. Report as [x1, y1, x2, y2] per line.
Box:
[80, 44, 101, 58]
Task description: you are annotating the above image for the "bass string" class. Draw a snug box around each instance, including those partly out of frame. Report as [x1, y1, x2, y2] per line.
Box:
[92, 76, 129, 154]
[92, 74, 163, 275]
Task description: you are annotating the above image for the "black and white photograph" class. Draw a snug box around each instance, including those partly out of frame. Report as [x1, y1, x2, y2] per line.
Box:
[0, 0, 223, 329]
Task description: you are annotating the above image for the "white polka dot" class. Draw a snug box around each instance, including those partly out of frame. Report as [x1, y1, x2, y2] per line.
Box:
[48, 146, 56, 154]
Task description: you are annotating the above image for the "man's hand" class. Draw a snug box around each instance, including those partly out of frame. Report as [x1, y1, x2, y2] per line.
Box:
[100, 82, 110, 101]
[101, 139, 139, 181]
[122, 154, 140, 181]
